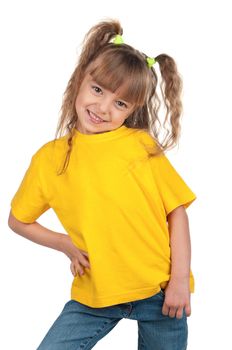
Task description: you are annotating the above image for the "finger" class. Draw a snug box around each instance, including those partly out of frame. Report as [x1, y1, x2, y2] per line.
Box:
[185, 304, 191, 317]
[70, 262, 77, 277]
[176, 307, 184, 319]
[79, 254, 91, 269]
[76, 262, 84, 275]
[72, 259, 84, 276]
[78, 250, 90, 265]
[162, 303, 169, 316]
[168, 307, 177, 318]
[80, 250, 89, 257]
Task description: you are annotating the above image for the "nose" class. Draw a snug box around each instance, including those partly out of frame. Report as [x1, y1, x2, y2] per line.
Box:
[98, 96, 112, 115]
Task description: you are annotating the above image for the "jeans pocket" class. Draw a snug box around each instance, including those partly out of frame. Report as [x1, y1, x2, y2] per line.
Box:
[159, 288, 165, 297]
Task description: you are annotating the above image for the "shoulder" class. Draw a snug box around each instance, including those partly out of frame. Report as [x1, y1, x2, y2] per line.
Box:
[133, 128, 157, 145]
[32, 135, 69, 166]
[133, 128, 161, 154]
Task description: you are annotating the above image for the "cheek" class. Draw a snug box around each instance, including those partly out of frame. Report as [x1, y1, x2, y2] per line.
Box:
[113, 112, 127, 122]
[75, 98, 78, 110]
[75, 94, 80, 106]
[76, 91, 94, 109]
[115, 114, 130, 125]
[75, 94, 85, 110]
[123, 110, 133, 121]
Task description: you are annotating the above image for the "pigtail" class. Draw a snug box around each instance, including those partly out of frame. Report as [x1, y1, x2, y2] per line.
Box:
[78, 19, 123, 70]
[152, 54, 183, 151]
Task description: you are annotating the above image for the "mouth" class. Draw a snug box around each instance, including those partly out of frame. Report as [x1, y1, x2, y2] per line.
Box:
[87, 110, 107, 124]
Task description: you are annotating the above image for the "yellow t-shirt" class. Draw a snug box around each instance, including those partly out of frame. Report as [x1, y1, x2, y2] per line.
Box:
[11, 125, 197, 307]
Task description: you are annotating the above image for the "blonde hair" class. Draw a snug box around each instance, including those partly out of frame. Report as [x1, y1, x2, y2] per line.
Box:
[55, 19, 183, 174]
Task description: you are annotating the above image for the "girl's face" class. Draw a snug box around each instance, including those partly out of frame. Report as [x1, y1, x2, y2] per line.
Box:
[75, 73, 135, 134]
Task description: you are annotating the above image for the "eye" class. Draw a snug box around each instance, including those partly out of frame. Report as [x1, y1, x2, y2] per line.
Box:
[116, 100, 127, 109]
[91, 85, 102, 94]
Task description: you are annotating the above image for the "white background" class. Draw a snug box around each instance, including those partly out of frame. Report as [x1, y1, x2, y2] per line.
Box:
[1, 0, 231, 349]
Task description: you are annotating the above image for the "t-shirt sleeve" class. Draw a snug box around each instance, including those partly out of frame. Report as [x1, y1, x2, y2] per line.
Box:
[149, 153, 197, 216]
[10, 150, 50, 223]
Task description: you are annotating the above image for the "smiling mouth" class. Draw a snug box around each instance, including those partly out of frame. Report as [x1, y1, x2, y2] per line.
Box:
[87, 110, 107, 123]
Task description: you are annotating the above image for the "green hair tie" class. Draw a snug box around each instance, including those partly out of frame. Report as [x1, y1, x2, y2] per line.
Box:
[112, 36, 155, 69]
[113, 34, 124, 45]
[146, 57, 156, 68]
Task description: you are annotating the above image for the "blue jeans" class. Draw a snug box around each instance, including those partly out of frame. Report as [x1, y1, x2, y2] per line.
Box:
[37, 290, 188, 350]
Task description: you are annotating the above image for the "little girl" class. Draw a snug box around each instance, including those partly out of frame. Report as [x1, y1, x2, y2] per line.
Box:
[8, 19, 197, 350]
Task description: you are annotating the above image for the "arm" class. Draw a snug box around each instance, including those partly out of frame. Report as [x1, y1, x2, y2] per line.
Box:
[162, 205, 192, 319]
[8, 210, 66, 252]
[8, 210, 90, 276]
[168, 205, 191, 280]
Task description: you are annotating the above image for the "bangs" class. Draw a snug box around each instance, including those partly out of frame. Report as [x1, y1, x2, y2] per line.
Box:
[88, 48, 151, 106]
